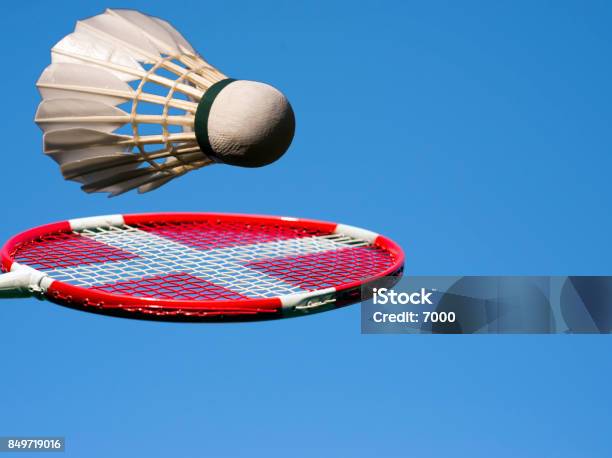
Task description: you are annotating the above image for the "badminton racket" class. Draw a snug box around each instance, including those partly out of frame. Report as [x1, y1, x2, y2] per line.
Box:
[0, 213, 404, 321]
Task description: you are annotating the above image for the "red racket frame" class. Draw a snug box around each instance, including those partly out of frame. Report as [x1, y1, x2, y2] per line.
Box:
[0, 213, 404, 321]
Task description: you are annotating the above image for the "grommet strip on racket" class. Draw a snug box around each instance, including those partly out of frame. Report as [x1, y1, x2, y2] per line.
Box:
[0, 213, 404, 321]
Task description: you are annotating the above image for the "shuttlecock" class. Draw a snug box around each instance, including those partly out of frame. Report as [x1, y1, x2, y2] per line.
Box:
[35, 9, 295, 196]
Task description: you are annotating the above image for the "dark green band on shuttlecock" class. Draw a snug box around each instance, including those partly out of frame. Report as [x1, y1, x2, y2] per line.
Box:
[194, 78, 237, 162]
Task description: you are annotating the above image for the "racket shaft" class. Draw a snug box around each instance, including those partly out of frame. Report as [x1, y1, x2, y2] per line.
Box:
[0, 266, 49, 298]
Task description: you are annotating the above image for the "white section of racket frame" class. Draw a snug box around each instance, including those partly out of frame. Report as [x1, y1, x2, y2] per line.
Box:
[280, 287, 337, 313]
[334, 224, 378, 243]
[0, 263, 54, 298]
[69, 214, 125, 231]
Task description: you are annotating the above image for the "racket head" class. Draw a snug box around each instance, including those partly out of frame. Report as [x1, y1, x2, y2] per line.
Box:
[1, 213, 404, 321]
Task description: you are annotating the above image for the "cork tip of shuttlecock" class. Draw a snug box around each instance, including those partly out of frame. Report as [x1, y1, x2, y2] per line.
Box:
[199, 80, 295, 168]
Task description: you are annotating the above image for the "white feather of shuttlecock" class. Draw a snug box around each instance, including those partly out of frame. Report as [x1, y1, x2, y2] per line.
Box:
[35, 8, 228, 196]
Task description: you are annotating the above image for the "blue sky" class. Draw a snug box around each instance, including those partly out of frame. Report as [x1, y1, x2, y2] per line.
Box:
[0, 0, 611, 456]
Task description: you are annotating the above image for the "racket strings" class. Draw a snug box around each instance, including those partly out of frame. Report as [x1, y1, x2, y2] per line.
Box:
[10, 221, 397, 301]
[133, 220, 329, 250]
[9, 231, 137, 270]
[245, 246, 394, 291]
[92, 272, 249, 301]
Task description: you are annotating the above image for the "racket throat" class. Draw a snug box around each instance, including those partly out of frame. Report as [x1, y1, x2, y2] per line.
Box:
[0, 264, 52, 298]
